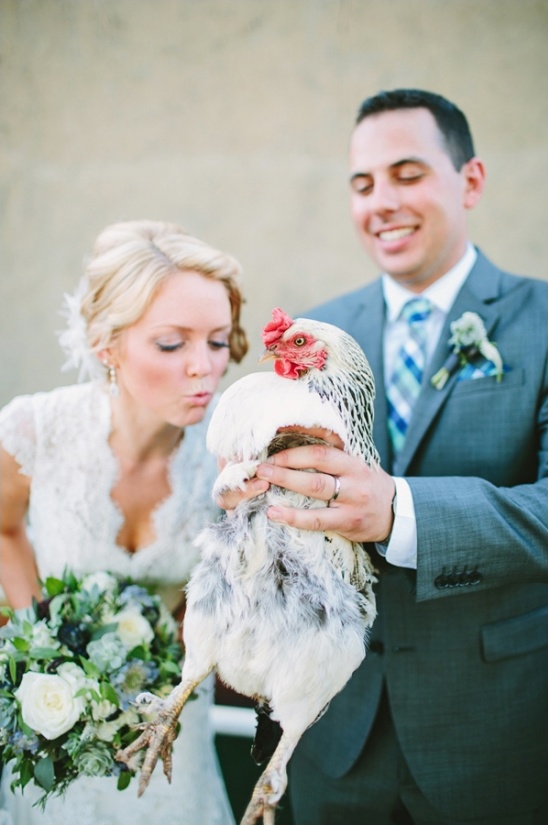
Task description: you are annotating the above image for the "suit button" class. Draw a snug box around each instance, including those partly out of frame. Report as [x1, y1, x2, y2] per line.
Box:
[434, 574, 449, 589]
[369, 640, 384, 654]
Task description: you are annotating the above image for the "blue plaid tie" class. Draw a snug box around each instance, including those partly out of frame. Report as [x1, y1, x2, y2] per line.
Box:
[387, 298, 432, 455]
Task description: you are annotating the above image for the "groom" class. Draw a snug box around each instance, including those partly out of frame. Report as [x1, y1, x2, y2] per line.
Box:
[248, 89, 548, 824]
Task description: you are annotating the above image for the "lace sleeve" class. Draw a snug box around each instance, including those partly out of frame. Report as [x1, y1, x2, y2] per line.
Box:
[0, 395, 36, 476]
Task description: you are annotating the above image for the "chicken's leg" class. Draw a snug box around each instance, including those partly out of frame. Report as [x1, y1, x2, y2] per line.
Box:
[116, 668, 213, 795]
[240, 729, 300, 825]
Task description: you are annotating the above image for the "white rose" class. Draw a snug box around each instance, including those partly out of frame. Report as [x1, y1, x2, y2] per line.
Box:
[91, 698, 118, 722]
[95, 719, 119, 742]
[81, 572, 119, 595]
[16, 671, 85, 740]
[118, 707, 140, 727]
[57, 662, 99, 699]
[31, 621, 60, 650]
[113, 608, 154, 649]
[95, 705, 139, 742]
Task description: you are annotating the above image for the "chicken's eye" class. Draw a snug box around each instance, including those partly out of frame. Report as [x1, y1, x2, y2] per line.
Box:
[293, 336, 307, 347]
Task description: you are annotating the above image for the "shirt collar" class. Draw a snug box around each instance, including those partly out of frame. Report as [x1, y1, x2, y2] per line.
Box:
[382, 243, 477, 322]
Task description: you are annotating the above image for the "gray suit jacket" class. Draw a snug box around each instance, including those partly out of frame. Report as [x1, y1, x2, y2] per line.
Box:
[295, 250, 548, 819]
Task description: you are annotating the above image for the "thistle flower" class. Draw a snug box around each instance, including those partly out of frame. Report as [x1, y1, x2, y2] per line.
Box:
[111, 660, 160, 709]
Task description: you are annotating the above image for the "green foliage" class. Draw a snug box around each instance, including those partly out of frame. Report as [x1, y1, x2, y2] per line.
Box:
[0, 570, 183, 808]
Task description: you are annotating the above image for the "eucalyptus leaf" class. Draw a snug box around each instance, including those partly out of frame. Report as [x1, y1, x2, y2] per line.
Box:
[9, 657, 17, 683]
[0, 624, 20, 639]
[28, 647, 63, 660]
[20, 759, 34, 788]
[19, 717, 35, 737]
[79, 656, 101, 678]
[161, 660, 181, 675]
[117, 770, 131, 791]
[34, 755, 55, 791]
[101, 681, 120, 705]
[12, 637, 30, 652]
[44, 576, 66, 597]
[91, 623, 117, 640]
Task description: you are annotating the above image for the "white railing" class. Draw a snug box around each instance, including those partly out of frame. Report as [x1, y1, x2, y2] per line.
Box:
[210, 705, 256, 737]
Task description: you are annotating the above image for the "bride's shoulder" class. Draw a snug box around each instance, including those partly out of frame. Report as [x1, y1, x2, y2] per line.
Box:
[1, 382, 98, 418]
[1, 383, 108, 474]
[0, 382, 106, 443]
[42, 381, 102, 409]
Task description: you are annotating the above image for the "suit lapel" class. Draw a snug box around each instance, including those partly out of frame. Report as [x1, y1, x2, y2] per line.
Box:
[344, 281, 392, 468]
[393, 251, 503, 476]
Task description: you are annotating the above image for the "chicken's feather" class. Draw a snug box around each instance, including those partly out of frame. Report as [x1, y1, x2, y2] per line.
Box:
[207, 371, 349, 461]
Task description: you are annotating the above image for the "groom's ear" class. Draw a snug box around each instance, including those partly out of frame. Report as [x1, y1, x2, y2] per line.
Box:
[462, 157, 486, 210]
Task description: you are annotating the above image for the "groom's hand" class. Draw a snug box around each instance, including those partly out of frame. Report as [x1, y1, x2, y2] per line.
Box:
[214, 426, 343, 512]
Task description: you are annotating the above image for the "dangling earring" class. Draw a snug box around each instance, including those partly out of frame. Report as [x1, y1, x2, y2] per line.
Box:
[107, 364, 119, 398]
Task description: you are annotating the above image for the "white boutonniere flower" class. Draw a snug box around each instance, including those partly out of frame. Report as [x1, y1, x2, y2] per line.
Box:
[431, 311, 504, 390]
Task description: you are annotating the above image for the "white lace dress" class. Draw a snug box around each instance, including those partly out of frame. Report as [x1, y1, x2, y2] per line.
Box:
[0, 382, 235, 825]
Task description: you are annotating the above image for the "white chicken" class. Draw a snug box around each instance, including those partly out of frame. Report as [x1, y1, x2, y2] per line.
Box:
[116, 308, 379, 825]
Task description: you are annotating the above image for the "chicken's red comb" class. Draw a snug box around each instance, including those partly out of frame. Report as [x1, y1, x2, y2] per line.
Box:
[262, 307, 294, 346]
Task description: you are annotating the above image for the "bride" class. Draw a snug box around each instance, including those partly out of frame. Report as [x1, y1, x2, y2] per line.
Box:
[0, 220, 248, 825]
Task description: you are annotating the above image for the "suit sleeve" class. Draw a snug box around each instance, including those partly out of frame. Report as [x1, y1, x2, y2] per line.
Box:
[409, 366, 548, 601]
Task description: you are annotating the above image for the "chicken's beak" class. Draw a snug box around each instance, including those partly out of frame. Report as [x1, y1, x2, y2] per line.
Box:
[259, 348, 276, 364]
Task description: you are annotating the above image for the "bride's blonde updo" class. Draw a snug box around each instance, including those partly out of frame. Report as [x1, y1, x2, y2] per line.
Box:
[59, 220, 248, 380]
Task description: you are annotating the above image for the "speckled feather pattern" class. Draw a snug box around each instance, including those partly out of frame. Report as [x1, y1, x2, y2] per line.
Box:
[290, 317, 379, 465]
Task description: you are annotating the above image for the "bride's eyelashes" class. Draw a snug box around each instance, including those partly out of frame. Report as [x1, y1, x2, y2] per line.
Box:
[155, 341, 184, 352]
[154, 339, 230, 353]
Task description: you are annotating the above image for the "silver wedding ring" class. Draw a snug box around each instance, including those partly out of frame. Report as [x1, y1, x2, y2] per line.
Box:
[327, 475, 341, 507]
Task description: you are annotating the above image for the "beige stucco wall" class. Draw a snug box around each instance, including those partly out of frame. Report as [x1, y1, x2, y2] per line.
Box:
[1, 0, 547, 406]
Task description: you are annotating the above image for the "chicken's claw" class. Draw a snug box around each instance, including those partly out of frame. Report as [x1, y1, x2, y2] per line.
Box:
[115, 696, 180, 795]
[116, 678, 204, 796]
[240, 785, 276, 825]
[239, 765, 288, 825]
[212, 459, 260, 498]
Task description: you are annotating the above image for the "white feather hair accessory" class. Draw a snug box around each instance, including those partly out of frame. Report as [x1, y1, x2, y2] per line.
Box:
[57, 277, 104, 382]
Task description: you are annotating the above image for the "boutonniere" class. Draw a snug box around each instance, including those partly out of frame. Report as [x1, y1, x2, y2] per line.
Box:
[431, 311, 503, 390]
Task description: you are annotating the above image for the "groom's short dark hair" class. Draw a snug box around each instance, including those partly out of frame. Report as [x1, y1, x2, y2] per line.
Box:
[355, 88, 475, 171]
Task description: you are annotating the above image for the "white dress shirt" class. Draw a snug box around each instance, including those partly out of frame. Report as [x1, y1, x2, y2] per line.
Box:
[378, 244, 477, 568]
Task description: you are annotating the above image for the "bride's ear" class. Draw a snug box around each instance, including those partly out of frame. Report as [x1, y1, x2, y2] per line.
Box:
[97, 346, 118, 369]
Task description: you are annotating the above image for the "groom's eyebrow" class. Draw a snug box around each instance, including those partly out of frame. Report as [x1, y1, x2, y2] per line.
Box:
[350, 156, 429, 180]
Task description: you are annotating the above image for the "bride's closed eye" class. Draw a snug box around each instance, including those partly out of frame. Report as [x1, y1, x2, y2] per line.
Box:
[155, 340, 184, 352]
[154, 339, 230, 353]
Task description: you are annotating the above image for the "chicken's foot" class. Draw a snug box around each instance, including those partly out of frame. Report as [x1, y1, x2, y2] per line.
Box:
[116, 672, 210, 796]
[240, 729, 299, 825]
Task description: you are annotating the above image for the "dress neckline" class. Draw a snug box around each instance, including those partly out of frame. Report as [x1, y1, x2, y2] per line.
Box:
[99, 388, 187, 557]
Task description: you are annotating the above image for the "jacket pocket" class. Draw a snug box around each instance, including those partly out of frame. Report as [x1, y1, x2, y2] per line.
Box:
[451, 366, 524, 397]
[480, 605, 548, 663]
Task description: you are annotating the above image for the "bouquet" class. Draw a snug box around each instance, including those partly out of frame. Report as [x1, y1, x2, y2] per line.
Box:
[0, 570, 183, 807]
